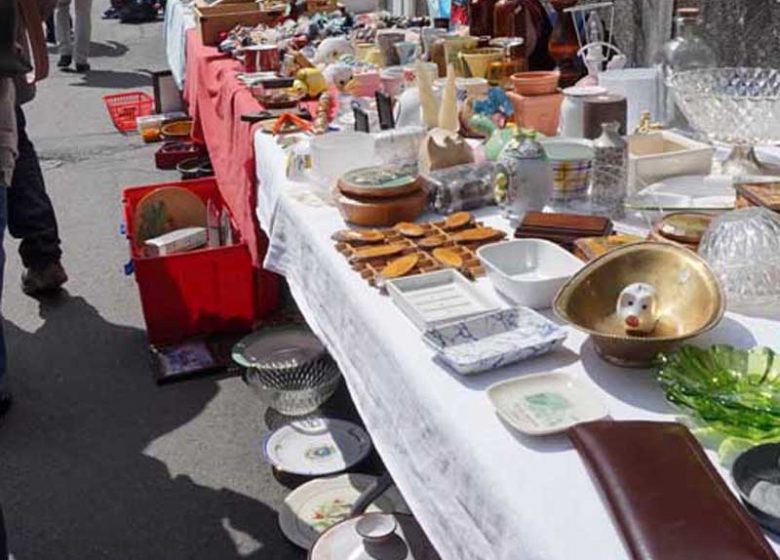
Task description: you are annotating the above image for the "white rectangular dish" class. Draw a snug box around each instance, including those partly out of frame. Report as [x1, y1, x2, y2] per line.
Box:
[386, 269, 501, 330]
[627, 131, 714, 193]
[423, 308, 567, 375]
[487, 372, 608, 435]
[477, 239, 584, 309]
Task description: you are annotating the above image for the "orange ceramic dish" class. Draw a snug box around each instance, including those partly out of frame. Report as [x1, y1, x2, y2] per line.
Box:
[160, 119, 194, 140]
[510, 71, 560, 95]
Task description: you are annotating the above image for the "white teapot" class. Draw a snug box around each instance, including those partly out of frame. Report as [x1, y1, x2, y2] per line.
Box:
[616, 283, 658, 334]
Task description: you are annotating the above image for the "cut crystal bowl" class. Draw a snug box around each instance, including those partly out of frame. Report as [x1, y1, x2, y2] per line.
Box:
[668, 67, 780, 145]
[698, 207, 780, 308]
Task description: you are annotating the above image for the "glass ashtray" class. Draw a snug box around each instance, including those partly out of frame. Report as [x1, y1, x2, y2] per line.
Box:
[698, 207, 780, 309]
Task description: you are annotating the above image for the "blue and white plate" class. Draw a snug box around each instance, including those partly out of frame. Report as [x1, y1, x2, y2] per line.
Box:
[423, 308, 567, 375]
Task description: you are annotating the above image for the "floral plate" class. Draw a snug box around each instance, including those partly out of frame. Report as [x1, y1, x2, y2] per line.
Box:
[278, 474, 410, 549]
[263, 417, 372, 476]
[422, 308, 567, 375]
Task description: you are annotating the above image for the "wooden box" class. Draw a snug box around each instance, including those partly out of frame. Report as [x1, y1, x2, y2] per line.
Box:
[515, 212, 613, 251]
[195, 3, 283, 45]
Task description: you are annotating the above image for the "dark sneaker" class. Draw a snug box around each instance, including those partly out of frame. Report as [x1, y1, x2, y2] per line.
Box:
[74, 62, 91, 73]
[57, 55, 72, 68]
[0, 391, 11, 419]
[21, 262, 68, 296]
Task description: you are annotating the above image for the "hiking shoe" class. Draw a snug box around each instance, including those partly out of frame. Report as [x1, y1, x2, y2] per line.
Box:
[21, 262, 68, 296]
[57, 55, 72, 68]
[0, 391, 11, 419]
[75, 63, 91, 73]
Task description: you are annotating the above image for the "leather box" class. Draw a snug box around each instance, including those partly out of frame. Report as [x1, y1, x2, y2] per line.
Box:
[514, 212, 613, 251]
[569, 421, 778, 560]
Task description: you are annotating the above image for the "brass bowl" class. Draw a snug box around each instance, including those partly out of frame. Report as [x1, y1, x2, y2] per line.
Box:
[553, 242, 725, 367]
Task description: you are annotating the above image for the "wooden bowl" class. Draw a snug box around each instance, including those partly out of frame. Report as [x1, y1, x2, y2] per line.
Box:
[337, 189, 427, 227]
[160, 119, 193, 140]
[553, 242, 725, 367]
[510, 71, 560, 96]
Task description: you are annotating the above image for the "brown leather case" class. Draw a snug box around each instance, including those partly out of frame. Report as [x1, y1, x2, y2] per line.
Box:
[568, 421, 778, 560]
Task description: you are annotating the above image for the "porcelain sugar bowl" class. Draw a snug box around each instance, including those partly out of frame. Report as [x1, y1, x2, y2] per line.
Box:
[494, 129, 553, 224]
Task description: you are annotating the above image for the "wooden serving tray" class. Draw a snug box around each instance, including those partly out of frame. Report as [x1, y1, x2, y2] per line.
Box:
[332, 214, 506, 289]
[515, 211, 613, 250]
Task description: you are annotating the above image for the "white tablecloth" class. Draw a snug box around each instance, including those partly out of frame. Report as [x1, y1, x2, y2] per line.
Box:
[254, 132, 780, 560]
[164, 0, 197, 90]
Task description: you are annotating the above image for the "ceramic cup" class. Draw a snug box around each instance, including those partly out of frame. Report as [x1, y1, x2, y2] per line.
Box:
[458, 47, 504, 79]
[540, 138, 595, 203]
[364, 47, 384, 68]
[353, 42, 375, 61]
[421, 27, 447, 61]
[394, 41, 420, 66]
[559, 85, 607, 138]
[350, 71, 382, 98]
[443, 35, 479, 77]
[381, 67, 405, 97]
[376, 30, 407, 67]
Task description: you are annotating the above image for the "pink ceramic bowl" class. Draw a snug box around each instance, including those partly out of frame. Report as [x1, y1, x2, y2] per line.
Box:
[511, 71, 561, 96]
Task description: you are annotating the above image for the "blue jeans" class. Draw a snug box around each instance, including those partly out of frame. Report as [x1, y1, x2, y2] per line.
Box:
[8, 107, 62, 270]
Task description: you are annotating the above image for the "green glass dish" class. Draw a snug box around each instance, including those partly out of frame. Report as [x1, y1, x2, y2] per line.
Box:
[658, 345, 780, 441]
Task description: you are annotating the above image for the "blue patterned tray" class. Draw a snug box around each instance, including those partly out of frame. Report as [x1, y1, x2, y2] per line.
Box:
[423, 308, 567, 375]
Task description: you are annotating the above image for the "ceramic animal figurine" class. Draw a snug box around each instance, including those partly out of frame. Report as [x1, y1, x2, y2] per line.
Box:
[293, 67, 327, 98]
[418, 128, 474, 174]
[616, 283, 659, 335]
[323, 63, 354, 92]
[314, 37, 354, 65]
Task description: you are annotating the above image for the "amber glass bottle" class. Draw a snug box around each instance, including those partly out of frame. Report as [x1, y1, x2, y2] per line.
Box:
[469, 0, 497, 38]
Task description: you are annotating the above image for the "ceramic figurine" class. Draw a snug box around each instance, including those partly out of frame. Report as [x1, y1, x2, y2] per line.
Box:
[293, 67, 328, 98]
[495, 129, 553, 223]
[617, 282, 659, 334]
[438, 64, 459, 133]
[314, 37, 354, 65]
[415, 59, 439, 129]
[323, 63, 354, 92]
[470, 115, 515, 161]
[418, 128, 475, 174]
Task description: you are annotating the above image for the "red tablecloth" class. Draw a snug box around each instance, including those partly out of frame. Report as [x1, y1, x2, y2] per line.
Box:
[184, 28, 279, 317]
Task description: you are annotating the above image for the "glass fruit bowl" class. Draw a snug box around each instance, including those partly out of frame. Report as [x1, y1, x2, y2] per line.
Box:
[698, 207, 780, 310]
[668, 67, 780, 176]
[233, 327, 342, 416]
[658, 345, 780, 441]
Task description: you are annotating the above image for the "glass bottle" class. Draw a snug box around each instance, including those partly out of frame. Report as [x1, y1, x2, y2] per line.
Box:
[469, 0, 496, 38]
[548, 0, 581, 87]
[493, 0, 521, 38]
[657, 8, 718, 126]
[591, 121, 627, 219]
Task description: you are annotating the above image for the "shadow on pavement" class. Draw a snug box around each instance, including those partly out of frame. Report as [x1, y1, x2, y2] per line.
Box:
[0, 294, 303, 559]
[69, 69, 153, 89]
[47, 41, 130, 58]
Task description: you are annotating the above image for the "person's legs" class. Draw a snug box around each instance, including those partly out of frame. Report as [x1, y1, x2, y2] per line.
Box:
[73, 0, 92, 70]
[55, 0, 73, 68]
[8, 107, 66, 296]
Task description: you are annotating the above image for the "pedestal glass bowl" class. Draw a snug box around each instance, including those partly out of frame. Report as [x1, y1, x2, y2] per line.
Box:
[668, 67, 780, 175]
[698, 207, 780, 309]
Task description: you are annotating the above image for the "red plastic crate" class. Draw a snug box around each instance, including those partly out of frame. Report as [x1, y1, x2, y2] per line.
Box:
[123, 177, 255, 345]
[104, 91, 154, 133]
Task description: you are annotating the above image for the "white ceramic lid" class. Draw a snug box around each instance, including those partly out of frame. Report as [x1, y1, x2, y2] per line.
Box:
[562, 85, 608, 97]
[263, 417, 372, 476]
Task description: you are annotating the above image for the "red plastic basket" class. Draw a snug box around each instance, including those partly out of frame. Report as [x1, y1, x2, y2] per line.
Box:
[104, 91, 154, 133]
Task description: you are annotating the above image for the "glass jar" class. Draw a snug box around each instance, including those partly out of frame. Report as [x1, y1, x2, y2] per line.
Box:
[657, 8, 718, 125]
[591, 121, 627, 219]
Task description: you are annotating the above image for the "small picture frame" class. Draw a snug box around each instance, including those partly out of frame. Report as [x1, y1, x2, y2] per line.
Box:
[375, 91, 395, 130]
[152, 70, 185, 114]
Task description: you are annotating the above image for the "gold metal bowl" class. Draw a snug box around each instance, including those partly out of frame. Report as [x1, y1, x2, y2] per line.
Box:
[553, 242, 725, 367]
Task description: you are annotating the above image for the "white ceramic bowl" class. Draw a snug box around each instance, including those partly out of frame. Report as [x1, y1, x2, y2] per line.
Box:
[477, 239, 585, 309]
